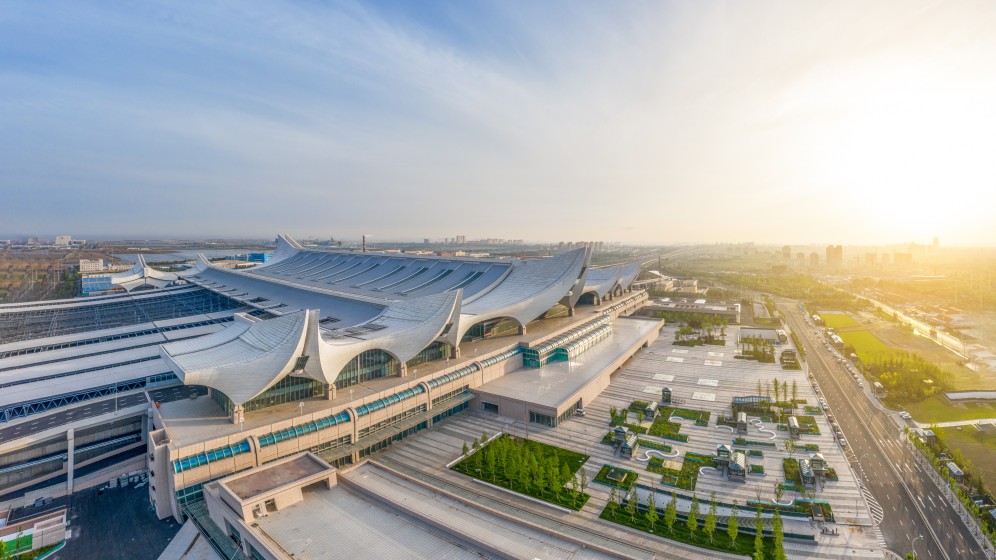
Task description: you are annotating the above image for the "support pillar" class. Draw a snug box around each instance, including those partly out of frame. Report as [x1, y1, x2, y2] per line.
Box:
[517, 324, 527, 335]
[231, 404, 245, 425]
[325, 383, 336, 400]
[66, 428, 75, 494]
[451, 345, 461, 359]
[400, 362, 408, 377]
[567, 305, 575, 317]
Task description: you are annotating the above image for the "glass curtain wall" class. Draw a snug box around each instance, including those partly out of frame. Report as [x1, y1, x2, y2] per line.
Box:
[335, 349, 399, 390]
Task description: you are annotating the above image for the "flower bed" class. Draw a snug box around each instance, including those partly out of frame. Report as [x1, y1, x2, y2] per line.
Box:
[747, 449, 764, 458]
[750, 464, 765, 475]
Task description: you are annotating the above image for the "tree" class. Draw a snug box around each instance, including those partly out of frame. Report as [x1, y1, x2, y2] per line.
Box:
[772, 510, 786, 560]
[784, 440, 796, 459]
[772, 379, 780, 403]
[686, 494, 700, 541]
[756, 379, 763, 396]
[579, 467, 589, 497]
[482, 430, 489, 444]
[570, 474, 580, 507]
[608, 487, 619, 519]
[626, 488, 639, 522]
[791, 380, 798, 404]
[774, 482, 784, 504]
[728, 501, 740, 550]
[704, 492, 718, 544]
[636, 409, 645, 425]
[664, 492, 678, 534]
[645, 492, 659, 532]
[610, 406, 619, 422]
[485, 447, 497, 481]
[462, 441, 469, 457]
[754, 506, 765, 560]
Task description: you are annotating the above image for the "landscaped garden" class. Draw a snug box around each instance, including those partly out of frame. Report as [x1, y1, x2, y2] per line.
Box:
[601, 493, 781, 558]
[594, 464, 638, 490]
[648, 416, 688, 441]
[452, 434, 590, 510]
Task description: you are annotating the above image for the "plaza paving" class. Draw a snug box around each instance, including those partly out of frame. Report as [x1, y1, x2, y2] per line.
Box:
[366, 324, 886, 559]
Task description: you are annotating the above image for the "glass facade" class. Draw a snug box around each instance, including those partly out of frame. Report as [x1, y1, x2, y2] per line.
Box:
[358, 405, 426, 438]
[405, 341, 451, 369]
[460, 317, 520, 342]
[541, 304, 570, 319]
[210, 375, 324, 416]
[335, 349, 399, 389]
[529, 410, 555, 427]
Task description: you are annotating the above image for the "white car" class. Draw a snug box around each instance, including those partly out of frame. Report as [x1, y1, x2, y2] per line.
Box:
[899, 411, 911, 419]
[838, 438, 848, 447]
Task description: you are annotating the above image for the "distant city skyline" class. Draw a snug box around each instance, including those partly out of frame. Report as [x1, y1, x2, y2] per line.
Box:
[3, 1, 996, 245]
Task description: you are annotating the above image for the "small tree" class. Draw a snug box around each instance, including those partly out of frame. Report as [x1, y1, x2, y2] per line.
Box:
[579, 468, 589, 496]
[664, 491, 678, 534]
[772, 379, 780, 403]
[728, 500, 740, 550]
[610, 406, 618, 422]
[645, 492, 659, 532]
[774, 482, 784, 504]
[482, 431, 489, 444]
[772, 510, 786, 560]
[754, 506, 765, 560]
[791, 380, 798, 403]
[784, 440, 796, 459]
[636, 409, 645, 425]
[485, 447, 497, 481]
[756, 379, 763, 396]
[704, 492, 718, 544]
[626, 488, 638, 522]
[462, 441, 469, 457]
[608, 487, 619, 519]
[570, 474, 580, 507]
[686, 494, 700, 541]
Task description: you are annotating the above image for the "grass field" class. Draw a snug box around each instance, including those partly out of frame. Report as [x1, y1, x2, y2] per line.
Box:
[900, 395, 996, 423]
[820, 313, 861, 330]
[837, 329, 898, 361]
[870, 323, 990, 391]
[934, 425, 996, 495]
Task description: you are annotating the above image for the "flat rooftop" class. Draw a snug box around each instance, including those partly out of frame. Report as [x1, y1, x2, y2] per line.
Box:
[254, 480, 489, 560]
[475, 317, 659, 408]
[222, 454, 330, 501]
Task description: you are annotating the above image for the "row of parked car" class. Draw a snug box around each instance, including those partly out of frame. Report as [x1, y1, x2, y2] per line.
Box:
[809, 372, 848, 447]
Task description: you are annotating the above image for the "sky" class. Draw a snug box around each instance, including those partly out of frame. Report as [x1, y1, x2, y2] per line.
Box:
[2, 1, 996, 245]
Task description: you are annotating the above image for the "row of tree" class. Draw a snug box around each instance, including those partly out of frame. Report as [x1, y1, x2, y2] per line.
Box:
[605, 489, 787, 559]
[755, 378, 800, 405]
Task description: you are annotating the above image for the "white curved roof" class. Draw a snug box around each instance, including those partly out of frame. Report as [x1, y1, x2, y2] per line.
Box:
[579, 261, 643, 298]
[157, 235, 594, 402]
[160, 311, 309, 405]
[106, 254, 180, 292]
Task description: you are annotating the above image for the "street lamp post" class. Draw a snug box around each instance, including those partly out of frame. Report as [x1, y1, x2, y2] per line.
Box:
[911, 534, 923, 559]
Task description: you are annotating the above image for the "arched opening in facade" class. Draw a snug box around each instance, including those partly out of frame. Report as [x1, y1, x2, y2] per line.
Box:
[460, 316, 523, 343]
[334, 349, 401, 390]
[578, 291, 601, 306]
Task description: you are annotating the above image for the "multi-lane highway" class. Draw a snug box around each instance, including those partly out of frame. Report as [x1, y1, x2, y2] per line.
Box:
[780, 301, 988, 560]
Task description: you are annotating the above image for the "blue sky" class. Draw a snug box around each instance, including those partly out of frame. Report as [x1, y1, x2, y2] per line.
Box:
[3, 1, 996, 244]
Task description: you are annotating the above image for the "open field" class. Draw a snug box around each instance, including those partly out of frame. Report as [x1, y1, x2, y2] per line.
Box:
[901, 395, 996, 423]
[820, 313, 861, 330]
[870, 323, 991, 390]
[934, 425, 996, 495]
[836, 329, 897, 360]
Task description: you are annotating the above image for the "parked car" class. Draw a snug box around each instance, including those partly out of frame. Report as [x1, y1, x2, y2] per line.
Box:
[838, 437, 848, 447]
[899, 411, 911, 419]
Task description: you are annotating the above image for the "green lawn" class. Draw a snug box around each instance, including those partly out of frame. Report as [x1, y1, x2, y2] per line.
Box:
[837, 329, 898, 361]
[902, 395, 996, 423]
[820, 313, 860, 330]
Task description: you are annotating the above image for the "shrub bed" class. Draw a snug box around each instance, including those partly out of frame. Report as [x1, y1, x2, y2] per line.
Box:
[637, 439, 673, 453]
[783, 458, 801, 484]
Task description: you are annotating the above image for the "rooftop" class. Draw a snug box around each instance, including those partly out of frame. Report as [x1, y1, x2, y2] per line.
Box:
[474, 316, 659, 408]
[222, 453, 330, 501]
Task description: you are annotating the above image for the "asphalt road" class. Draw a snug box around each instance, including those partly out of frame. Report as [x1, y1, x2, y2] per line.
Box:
[780, 302, 988, 560]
